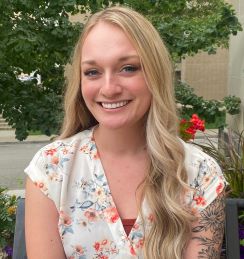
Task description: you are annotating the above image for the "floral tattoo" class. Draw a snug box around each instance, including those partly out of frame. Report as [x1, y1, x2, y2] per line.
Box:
[192, 192, 225, 259]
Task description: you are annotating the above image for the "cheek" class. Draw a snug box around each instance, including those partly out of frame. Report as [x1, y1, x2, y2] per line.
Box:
[81, 80, 96, 105]
[135, 79, 151, 102]
[140, 86, 152, 111]
[144, 95, 152, 113]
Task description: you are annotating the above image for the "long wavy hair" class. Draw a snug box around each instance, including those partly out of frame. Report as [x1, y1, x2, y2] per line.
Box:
[60, 6, 194, 259]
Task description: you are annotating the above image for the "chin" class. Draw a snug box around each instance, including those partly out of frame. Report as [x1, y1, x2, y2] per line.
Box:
[98, 119, 144, 131]
[99, 123, 128, 130]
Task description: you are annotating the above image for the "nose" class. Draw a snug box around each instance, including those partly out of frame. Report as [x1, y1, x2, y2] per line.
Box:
[100, 73, 122, 98]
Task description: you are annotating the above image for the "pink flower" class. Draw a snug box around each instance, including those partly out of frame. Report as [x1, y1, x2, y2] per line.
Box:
[93, 242, 100, 251]
[75, 245, 84, 255]
[190, 114, 205, 131]
[136, 238, 144, 248]
[45, 148, 57, 156]
[51, 156, 59, 165]
[130, 246, 136, 255]
[104, 207, 119, 223]
[38, 182, 44, 188]
[34, 181, 47, 191]
[216, 182, 224, 194]
[179, 114, 205, 141]
[59, 211, 72, 226]
[84, 209, 97, 222]
[80, 145, 88, 152]
[193, 195, 206, 206]
[62, 148, 68, 154]
[101, 239, 108, 245]
[133, 223, 139, 230]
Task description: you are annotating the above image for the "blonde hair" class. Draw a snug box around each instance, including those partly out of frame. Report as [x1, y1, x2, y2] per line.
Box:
[60, 6, 193, 259]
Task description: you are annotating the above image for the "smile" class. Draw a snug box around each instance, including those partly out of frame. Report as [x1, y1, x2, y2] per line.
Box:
[101, 101, 129, 109]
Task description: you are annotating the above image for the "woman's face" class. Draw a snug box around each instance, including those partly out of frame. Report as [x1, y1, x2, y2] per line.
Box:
[81, 22, 151, 130]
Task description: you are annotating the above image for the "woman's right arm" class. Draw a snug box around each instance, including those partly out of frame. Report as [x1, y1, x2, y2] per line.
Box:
[25, 177, 66, 259]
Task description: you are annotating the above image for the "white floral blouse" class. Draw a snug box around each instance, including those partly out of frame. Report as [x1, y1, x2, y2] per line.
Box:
[24, 127, 226, 259]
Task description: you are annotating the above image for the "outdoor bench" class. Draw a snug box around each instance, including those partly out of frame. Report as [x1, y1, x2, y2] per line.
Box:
[12, 198, 244, 259]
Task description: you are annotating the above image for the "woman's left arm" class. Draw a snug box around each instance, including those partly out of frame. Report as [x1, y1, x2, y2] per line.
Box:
[184, 191, 225, 259]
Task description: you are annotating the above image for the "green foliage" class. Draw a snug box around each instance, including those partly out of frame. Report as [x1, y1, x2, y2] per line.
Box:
[175, 82, 224, 123]
[0, 0, 242, 140]
[123, 0, 242, 60]
[224, 131, 244, 198]
[175, 82, 241, 126]
[0, 188, 18, 252]
[0, 0, 83, 140]
[224, 95, 242, 115]
[179, 120, 194, 142]
[240, 238, 244, 247]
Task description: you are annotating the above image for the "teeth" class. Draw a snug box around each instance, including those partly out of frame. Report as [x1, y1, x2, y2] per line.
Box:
[101, 101, 129, 109]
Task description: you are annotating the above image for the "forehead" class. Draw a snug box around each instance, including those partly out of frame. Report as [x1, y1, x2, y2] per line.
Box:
[81, 22, 139, 61]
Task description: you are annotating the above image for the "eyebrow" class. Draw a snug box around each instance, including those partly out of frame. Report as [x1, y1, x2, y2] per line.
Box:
[81, 55, 139, 65]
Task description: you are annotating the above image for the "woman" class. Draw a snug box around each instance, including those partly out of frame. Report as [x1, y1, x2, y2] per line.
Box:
[25, 6, 226, 259]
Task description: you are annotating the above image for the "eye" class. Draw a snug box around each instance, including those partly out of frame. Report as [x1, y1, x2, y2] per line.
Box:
[121, 65, 139, 73]
[83, 69, 100, 77]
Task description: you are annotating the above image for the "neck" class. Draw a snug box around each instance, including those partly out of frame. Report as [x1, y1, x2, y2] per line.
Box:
[94, 123, 147, 155]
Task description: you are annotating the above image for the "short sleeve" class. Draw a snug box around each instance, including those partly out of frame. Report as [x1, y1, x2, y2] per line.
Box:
[183, 142, 227, 214]
[24, 143, 65, 210]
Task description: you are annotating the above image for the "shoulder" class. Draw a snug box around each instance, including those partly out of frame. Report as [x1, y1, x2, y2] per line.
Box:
[24, 128, 96, 205]
[42, 128, 92, 154]
[181, 140, 223, 183]
[181, 140, 227, 213]
[34, 128, 93, 164]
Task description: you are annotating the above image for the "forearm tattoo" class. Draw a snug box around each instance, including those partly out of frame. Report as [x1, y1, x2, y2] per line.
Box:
[192, 192, 225, 259]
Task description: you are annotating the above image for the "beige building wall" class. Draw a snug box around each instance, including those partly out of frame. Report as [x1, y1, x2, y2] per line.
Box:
[227, 0, 244, 131]
[182, 0, 244, 131]
[181, 49, 229, 100]
[69, 12, 88, 23]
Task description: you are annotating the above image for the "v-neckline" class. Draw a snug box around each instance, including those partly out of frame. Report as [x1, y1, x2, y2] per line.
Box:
[89, 126, 141, 239]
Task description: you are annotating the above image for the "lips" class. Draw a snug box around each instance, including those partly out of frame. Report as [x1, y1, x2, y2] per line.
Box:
[100, 100, 129, 109]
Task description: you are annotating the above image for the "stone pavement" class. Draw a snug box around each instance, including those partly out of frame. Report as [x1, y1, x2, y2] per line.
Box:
[195, 128, 219, 145]
[0, 130, 53, 198]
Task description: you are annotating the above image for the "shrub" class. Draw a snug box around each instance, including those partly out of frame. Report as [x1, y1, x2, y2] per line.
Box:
[0, 187, 18, 258]
[175, 82, 241, 126]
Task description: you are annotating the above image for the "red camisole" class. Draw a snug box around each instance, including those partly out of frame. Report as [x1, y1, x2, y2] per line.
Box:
[122, 218, 136, 236]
